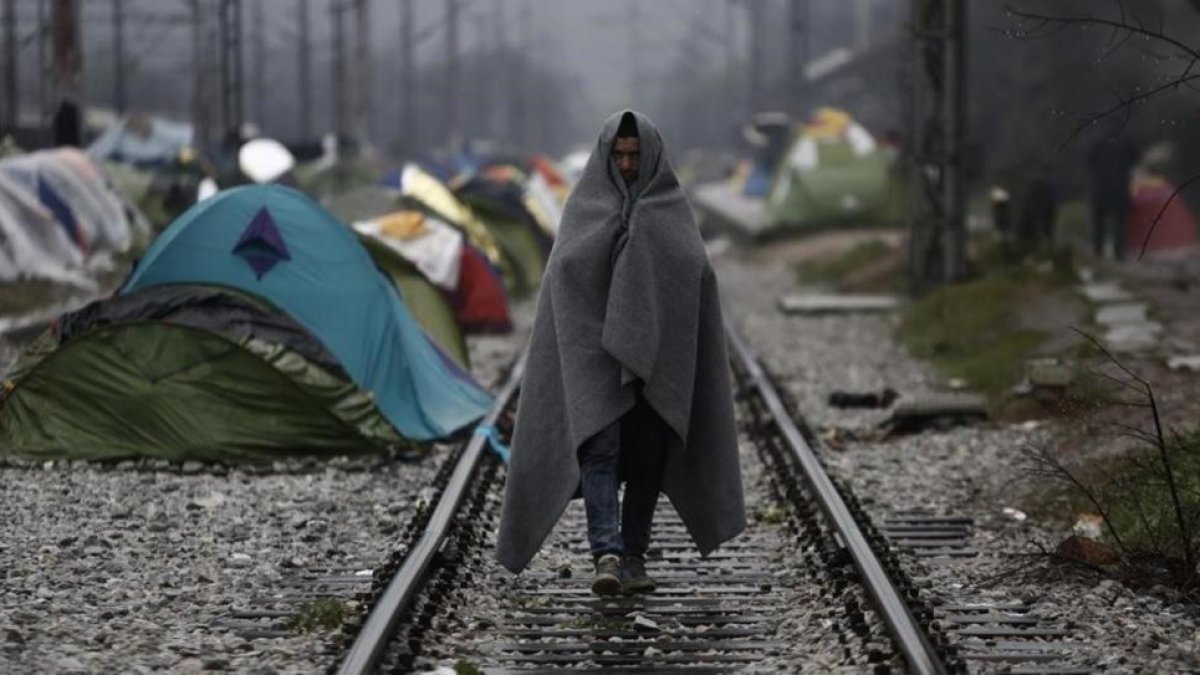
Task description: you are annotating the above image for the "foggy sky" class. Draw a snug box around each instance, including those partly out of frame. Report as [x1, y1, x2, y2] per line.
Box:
[5, 1, 887, 155]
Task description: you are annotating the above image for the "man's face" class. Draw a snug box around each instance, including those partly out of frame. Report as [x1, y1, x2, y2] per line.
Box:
[612, 137, 640, 186]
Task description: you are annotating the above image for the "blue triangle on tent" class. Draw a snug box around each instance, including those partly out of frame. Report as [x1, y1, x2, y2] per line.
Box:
[232, 208, 291, 279]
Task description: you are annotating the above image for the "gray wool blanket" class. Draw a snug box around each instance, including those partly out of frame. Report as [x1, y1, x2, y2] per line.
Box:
[496, 111, 745, 573]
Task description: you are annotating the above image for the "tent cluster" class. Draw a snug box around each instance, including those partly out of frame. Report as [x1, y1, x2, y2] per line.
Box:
[696, 108, 903, 233]
[1, 135, 575, 463]
[765, 108, 899, 227]
[0, 186, 494, 461]
[0, 148, 150, 287]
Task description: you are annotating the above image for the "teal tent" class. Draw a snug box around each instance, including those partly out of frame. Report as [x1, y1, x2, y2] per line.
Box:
[121, 185, 492, 441]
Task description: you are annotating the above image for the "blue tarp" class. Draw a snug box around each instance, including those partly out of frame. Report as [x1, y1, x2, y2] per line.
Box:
[122, 184, 493, 441]
[88, 116, 193, 167]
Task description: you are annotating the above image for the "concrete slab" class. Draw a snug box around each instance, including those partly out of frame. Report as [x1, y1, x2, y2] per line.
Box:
[778, 294, 901, 315]
[1026, 359, 1074, 388]
[1079, 282, 1133, 303]
[1167, 354, 1200, 372]
[1095, 302, 1149, 326]
[691, 181, 773, 240]
[885, 393, 989, 434]
[1103, 321, 1164, 352]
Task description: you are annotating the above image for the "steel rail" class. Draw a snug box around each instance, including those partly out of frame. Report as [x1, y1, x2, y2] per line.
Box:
[724, 320, 947, 675]
[336, 349, 527, 675]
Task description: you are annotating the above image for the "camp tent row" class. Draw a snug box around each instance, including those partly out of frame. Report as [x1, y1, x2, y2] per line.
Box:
[0, 185, 494, 462]
[332, 159, 565, 368]
[0, 148, 150, 286]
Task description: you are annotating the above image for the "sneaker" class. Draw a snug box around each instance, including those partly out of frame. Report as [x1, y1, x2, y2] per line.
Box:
[591, 554, 622, 596]
[620, 555, 656, 593]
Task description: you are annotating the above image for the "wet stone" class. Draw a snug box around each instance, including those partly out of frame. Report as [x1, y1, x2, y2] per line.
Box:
[1080, 282, 1133, 303]
[1095, 302, 1148, 325]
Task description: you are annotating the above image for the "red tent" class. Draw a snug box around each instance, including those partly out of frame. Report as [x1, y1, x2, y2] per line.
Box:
[1125, 179, 1199, 257]
[453, 243, 512, 333]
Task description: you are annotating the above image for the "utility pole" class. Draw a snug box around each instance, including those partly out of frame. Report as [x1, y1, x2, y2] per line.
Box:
[492, 1, 505, 140]
[445, 0, 459, 149]
[39, 0, 52, 126]
[515, 0, 530, 149]
[943, 0, 967, 284]
[112, 0, 125, 115]
[192, 0, 210, 152]
[330, 0, 346, 143]
[854, 0, 873, 52]
[1, 0, 16, 136]
[217, 0, 244, 139]
[908, 0, 968, 290]
[251, 0, 265, 129]
[724, 0, 736, 130]
[629, 0, 639, 105]
[52, 0, 83, 145]
[399, 0, 413, 153]
[747, 0, 764, 114]
[474, 10, 488, 141]
[788, 0, 808, 118]
[298, 0, 311, 138]
[352, 0, 369, 150]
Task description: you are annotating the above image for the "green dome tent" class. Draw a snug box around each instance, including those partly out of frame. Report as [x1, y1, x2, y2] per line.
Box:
[0, 287, 406, 461]
[767, 108, 892, 228]
[0, 186, 492, 462]
[356, 233, 470, 369]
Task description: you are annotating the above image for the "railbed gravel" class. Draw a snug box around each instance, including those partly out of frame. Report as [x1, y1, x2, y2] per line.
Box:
[713, 247, 1200, 673]
[0, 302, 532, 674]
[410, 434, 887, 673]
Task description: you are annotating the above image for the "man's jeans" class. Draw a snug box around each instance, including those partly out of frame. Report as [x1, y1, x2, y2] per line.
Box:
[577, 395, 669, 559]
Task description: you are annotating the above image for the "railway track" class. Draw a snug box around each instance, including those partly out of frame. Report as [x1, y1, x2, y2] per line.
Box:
[303, 322, 1085, 674]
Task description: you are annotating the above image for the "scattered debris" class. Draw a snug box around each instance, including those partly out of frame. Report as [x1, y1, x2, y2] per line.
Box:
[827, 388, 898, 409]
[632, 614, 661, 634]
[1002, 507, 1027, 523]
[1056, 535, 1120, 567]
[1167, 354, 1200, 372]
[704, 237, 732, 258]
[1025, 358, 1074, 389]
[1079, 282, 1133, 304]
[882, 393, 989, 435]
[777, 293, 900, 315]
[819, 425, 872, 449]
[189, 491, 227, 509]
[1095, 302, 1149, 326]
[1072, 513, 1104, 540]
[1103, 321, 1163, 353]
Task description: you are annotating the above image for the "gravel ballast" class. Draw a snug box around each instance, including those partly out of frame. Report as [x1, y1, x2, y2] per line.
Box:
[0, 302, 532, 673]
[4, 243, 1199, 673]
[713, 246, 1200, 673]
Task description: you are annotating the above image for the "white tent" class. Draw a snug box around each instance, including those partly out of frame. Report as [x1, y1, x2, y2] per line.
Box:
[0, 148, 148, 256]
[0, 173, 94, 287]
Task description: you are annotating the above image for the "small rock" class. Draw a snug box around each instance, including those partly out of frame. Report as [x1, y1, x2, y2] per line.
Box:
[1001, 507, 1027, 522]
[55, 656, 87, 673]
[228, 553, 253, 568]
[633, 614, 660, 634]
[3, 627, 25, 645]
[191, 492, 227, 509]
